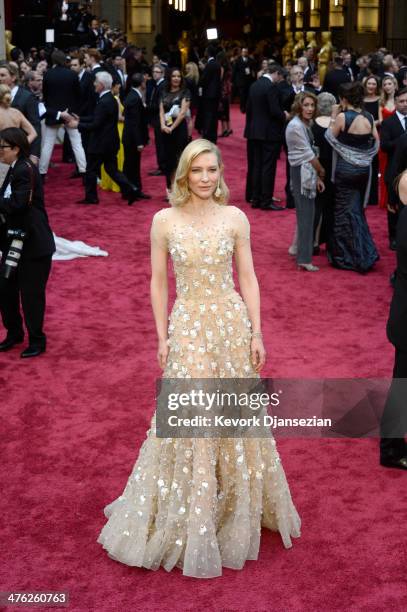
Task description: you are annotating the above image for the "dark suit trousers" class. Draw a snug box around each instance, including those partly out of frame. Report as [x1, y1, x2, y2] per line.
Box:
[85, 153, 134, 201]
[388, 208, 400, 242]
[238, 86, 249, 113]
[251, 140, 281, 203]
[380, 347, 407, 460]
[123, 145, 142, 191]
[0, 255, 52, 347]
[202, 99, 219, 144]
[152, 117, 166, 172]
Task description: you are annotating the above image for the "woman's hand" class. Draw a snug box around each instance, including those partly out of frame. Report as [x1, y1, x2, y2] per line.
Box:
[157, 339, 169, 370]
[251, 337, 266, 372]
[317, 177, 325, 193]
[162, 126, 172, 134]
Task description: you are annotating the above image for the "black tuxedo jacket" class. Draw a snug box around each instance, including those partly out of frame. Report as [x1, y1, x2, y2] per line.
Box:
[78, 91, 120, 156]
[380, 114, 407, 183]
[78, 69, 95, 116]
[244, 76, 285, 141]
[0, 158, 55, 260]
[388, 205, 407, 350]
[200, 59, 221, 100]
[122, 90, 149, 148]
[148, 79, 166, 120]
[279, 82, 317, 113]
[42, 65, 81, 124]
[232, 57, 255, 88]
[12, 87, 41, 157]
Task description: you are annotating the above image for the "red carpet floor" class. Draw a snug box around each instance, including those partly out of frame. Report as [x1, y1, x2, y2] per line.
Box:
[1, 107, 406, 611]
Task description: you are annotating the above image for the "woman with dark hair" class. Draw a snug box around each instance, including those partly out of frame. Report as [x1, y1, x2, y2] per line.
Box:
[286, 92, 326, 271]
[159, 67, 191, 193]
[363, 75, 381, 205]
[325, 81, 379, 272]
[217, 51, 233, 137]
[0, 127, 55, 358]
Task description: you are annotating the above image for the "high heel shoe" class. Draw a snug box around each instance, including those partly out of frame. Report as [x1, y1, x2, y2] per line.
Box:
[297, 263, 319, 272]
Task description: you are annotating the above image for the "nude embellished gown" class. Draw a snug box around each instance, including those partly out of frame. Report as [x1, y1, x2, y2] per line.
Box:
[97, 205, 301, 578]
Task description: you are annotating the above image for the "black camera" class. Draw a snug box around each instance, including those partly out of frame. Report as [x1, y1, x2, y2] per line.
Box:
[2, 229, 27, 279]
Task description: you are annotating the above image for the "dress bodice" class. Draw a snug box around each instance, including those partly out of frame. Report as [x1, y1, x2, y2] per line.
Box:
[168, 222, 236, 301]
[338, 110, 374, 150]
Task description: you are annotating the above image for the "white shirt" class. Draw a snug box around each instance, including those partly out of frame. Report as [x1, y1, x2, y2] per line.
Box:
[99, 90, 110, 98]
[78, 68, 85, 81]
[10, 86, 18, 102]
[262, 74, 273, 83]
[396, 110, 407, 130]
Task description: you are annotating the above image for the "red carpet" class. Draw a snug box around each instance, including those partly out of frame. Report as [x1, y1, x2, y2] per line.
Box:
[1, 107, 406, 611]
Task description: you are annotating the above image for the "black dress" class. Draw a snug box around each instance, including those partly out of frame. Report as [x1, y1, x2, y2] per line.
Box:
[312, 121, 335, 246]
[328, 110, 379, 272]
[160, 88, 190, 187]
[363, 99, 379, 205]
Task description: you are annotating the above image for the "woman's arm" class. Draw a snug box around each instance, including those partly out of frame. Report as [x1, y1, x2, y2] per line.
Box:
[150, 212, 169, 369]
[169, 97, 190, 132]
[159, 100, 169, 133]
[18, 110, 37, 144]
[330, 112, 345, 138]
[233, 209, 265, 372]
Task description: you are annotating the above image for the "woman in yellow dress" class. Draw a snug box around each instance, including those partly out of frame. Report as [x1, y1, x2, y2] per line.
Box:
[100, 81, 125, 192]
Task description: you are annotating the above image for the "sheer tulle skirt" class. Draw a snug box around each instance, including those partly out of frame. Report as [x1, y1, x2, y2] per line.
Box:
[97, 416, 301, 578]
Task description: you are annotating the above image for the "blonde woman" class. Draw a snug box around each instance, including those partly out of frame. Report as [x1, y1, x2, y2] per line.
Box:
[0, 84, 37, 146]
[97, 139, 301, 578]
[379, 75, 398, 209]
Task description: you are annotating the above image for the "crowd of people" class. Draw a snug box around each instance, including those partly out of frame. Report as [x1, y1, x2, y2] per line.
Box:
[1, 10, 407, 358]
[2, 26, 407, 269]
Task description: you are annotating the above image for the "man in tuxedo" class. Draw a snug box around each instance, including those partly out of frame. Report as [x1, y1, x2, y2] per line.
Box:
[64, 71, 139, 205]
[70, 51, 94, 118]
[380, 88, 407, 249]
[109, 52, 127, 100]
[0, 63, 41, 160]
[199, 45, 221, 143]
[380, 173, 407, 470]
[232, 47, 255, 113]
[244, 64, 287, 211]
[322, 56, 351, 100]
[297, 56, 313, 83]
[122, 73, 150, 199]
[39, 50, 86, 180]
[148, 63, 166, 175]
[84, 49, 104, 78]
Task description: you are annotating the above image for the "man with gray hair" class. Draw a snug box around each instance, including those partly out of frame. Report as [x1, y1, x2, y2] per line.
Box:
[65, 71, 140, 205]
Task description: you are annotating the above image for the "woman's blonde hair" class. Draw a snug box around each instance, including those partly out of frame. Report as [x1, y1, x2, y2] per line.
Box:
[0, 84, 12, 108]
[185, 62, 199, 84]
[169, 139, 229, 207]
[380, 75, 398, 106]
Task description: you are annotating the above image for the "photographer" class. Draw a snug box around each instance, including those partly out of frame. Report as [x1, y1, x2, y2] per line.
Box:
[0, 128, 55, 358]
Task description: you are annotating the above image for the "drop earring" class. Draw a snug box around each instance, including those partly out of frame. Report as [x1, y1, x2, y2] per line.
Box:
[215, 181, 221, 198]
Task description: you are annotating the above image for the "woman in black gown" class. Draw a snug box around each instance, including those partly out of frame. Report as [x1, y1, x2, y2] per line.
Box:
[363, 75, 381, 206]
[159, 68, 191, 191]
[325, 82, 380, 272]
